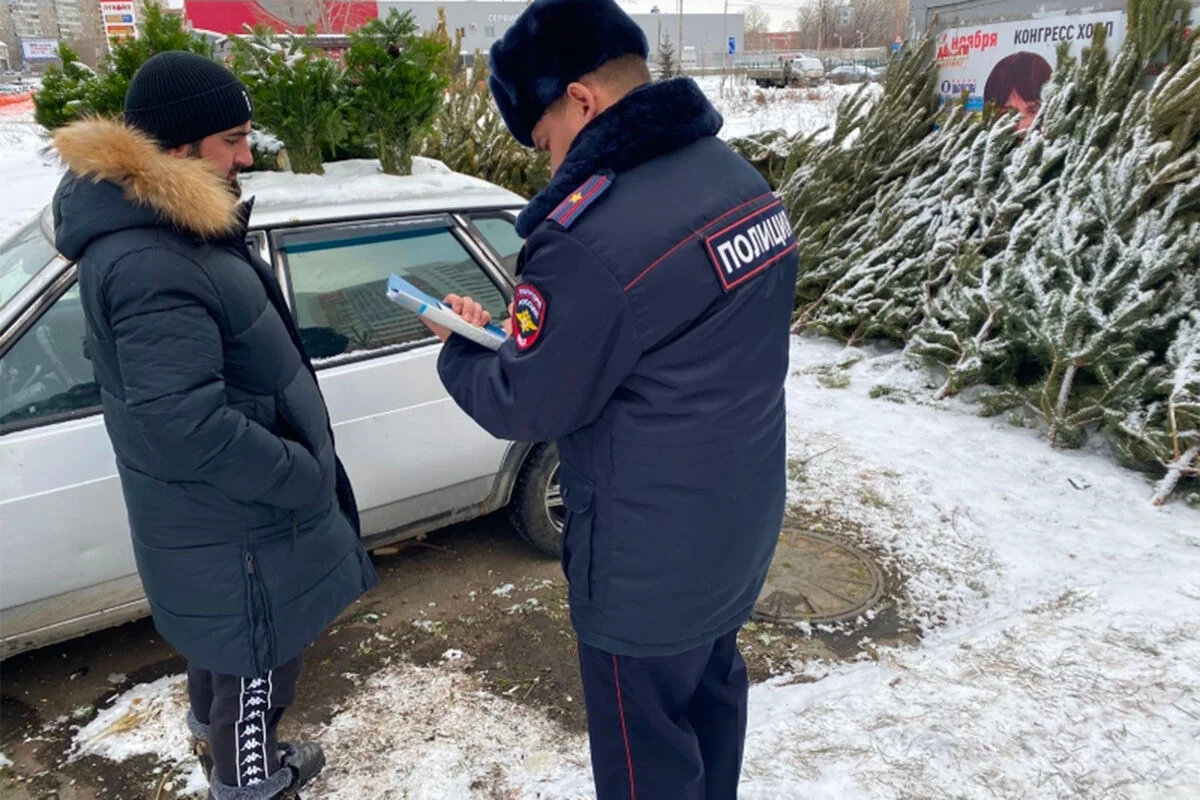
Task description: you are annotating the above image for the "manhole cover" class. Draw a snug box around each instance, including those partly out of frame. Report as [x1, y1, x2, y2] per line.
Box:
[753, 528, 885, 624]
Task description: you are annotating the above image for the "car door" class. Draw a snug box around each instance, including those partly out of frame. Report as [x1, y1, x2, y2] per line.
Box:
[267, 213, 515, 540]
[0, 264, 138, 654]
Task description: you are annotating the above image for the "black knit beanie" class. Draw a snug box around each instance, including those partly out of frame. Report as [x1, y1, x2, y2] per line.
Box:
[124, 51, 253, 149]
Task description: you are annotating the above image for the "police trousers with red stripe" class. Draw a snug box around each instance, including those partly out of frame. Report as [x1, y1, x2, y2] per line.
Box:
[577, 628, 748, 800]
[188, 654, 303, 792]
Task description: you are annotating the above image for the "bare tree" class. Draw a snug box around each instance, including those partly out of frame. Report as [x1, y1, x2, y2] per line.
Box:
[792, 4, 822, 50]
[850, 0, 901, 47]
[744, 4, 771, 51]
[276, 0, 357, 34]
[791, 0, 903, 51]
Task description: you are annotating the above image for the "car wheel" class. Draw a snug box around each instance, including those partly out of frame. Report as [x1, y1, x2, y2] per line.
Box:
[508, 444, 563, 558]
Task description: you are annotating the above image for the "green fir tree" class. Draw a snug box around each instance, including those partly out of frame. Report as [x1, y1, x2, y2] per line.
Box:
[32, 44, 95, 130]
[33, 2, 210, 129]
[420, 46, 549, 198]
[229, 28, 347, 175]
[656, 32, 678, 81]
[343, 10, 448, 176]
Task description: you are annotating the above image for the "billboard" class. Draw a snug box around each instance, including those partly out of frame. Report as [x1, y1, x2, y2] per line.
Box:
[21, 38, 61, 61]
[100, 1, 138, 44]
[935, 11, 1126, 129]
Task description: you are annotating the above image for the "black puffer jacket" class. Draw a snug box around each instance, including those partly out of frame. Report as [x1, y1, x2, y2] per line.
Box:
[52, 119, 378, 677]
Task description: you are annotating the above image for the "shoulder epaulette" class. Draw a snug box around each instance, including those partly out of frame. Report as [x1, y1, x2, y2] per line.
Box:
[547, 173, 613, 229]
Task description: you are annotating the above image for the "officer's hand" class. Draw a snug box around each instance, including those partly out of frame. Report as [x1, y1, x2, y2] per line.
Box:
[448, 295, 492, 327]
[424, 294, 493, 343]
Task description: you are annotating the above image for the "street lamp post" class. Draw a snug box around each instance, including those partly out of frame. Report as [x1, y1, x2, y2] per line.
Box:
[678, 0, 684, 74]
[722, 0, 728, 79]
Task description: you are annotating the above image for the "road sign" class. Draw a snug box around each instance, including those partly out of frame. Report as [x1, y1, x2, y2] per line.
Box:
[892, 37, 902, 53]
[728, 36, 736, 55]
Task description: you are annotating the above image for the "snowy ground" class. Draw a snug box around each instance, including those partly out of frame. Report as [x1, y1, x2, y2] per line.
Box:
[0, 115, 61, 240]
[51, 337, 1199, 799]
[697, 75, 867, 141]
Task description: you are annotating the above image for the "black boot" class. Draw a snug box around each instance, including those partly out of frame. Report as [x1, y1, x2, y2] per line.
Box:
[278, 741, 325, 798]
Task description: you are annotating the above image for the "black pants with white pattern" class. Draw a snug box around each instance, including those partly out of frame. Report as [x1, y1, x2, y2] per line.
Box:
[188, 654, 304, 790]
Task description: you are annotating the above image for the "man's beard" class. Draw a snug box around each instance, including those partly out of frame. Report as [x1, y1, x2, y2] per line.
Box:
[186, 143, 242, 198]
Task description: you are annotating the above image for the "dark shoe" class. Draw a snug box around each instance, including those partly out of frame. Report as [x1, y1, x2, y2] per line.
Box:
[278, 741, 325, 797]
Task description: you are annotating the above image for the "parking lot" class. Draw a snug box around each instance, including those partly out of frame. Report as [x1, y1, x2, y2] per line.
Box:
[1, 510, 883, 800]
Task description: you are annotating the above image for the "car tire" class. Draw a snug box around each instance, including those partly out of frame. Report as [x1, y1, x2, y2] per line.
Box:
[508, 444, 563, 558]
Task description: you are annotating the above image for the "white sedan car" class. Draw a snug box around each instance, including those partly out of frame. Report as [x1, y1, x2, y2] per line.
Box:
[0, 162, 565, 659]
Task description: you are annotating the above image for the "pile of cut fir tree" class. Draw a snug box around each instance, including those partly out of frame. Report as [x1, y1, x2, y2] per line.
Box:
[731, 0, 1199, 505]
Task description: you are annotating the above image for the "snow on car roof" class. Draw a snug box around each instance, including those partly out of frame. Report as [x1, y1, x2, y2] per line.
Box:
[242, 158, 526, 228]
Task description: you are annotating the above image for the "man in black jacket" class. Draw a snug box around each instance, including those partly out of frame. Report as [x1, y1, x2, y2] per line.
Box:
[434, 1, 797, 797]
[52, 52, 378, 799]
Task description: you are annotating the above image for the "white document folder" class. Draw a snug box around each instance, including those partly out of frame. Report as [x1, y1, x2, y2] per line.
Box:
[386, 273, 507, 351]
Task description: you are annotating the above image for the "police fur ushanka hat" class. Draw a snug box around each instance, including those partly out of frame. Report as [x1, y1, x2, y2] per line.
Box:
[488, 0, 650, 147]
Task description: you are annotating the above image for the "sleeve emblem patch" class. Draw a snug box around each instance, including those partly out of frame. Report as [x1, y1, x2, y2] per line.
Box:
[512, 283, 546, 351]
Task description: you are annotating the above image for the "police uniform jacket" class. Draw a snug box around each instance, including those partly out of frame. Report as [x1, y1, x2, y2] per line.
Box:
[439, 79, 797, 657]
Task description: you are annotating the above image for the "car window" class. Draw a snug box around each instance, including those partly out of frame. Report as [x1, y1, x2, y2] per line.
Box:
[0, 283, 100, 429]
[1, 215, 58, 310]
[471, 215, 524, 275]
[279, 223, 509, 364]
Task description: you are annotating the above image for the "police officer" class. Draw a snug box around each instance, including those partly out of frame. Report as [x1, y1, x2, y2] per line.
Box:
[430, 0, 797, 796]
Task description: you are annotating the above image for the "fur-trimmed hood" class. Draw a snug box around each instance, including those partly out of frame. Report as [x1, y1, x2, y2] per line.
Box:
[515, 78, 723, 237]
[51, 118, 240, 260]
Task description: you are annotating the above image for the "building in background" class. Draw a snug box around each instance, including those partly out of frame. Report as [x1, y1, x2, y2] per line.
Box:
[0, 40, 9, 70]
[761, 31, 803, 52]
[2, 0, 108, 69]
[9, 0, 58, 40]
[182, 1, 745, 70]
[0, 2, 19, 70]
[63, 0, 106, 64]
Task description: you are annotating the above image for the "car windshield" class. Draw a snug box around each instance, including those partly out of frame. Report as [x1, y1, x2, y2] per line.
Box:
[0, 213, 57, 310]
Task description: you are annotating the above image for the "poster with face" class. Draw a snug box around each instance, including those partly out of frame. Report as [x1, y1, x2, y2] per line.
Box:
[935, 12, 1126, 130]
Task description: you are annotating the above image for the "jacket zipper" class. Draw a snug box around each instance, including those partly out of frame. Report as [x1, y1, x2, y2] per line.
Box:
[245, 551, 277, 671]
